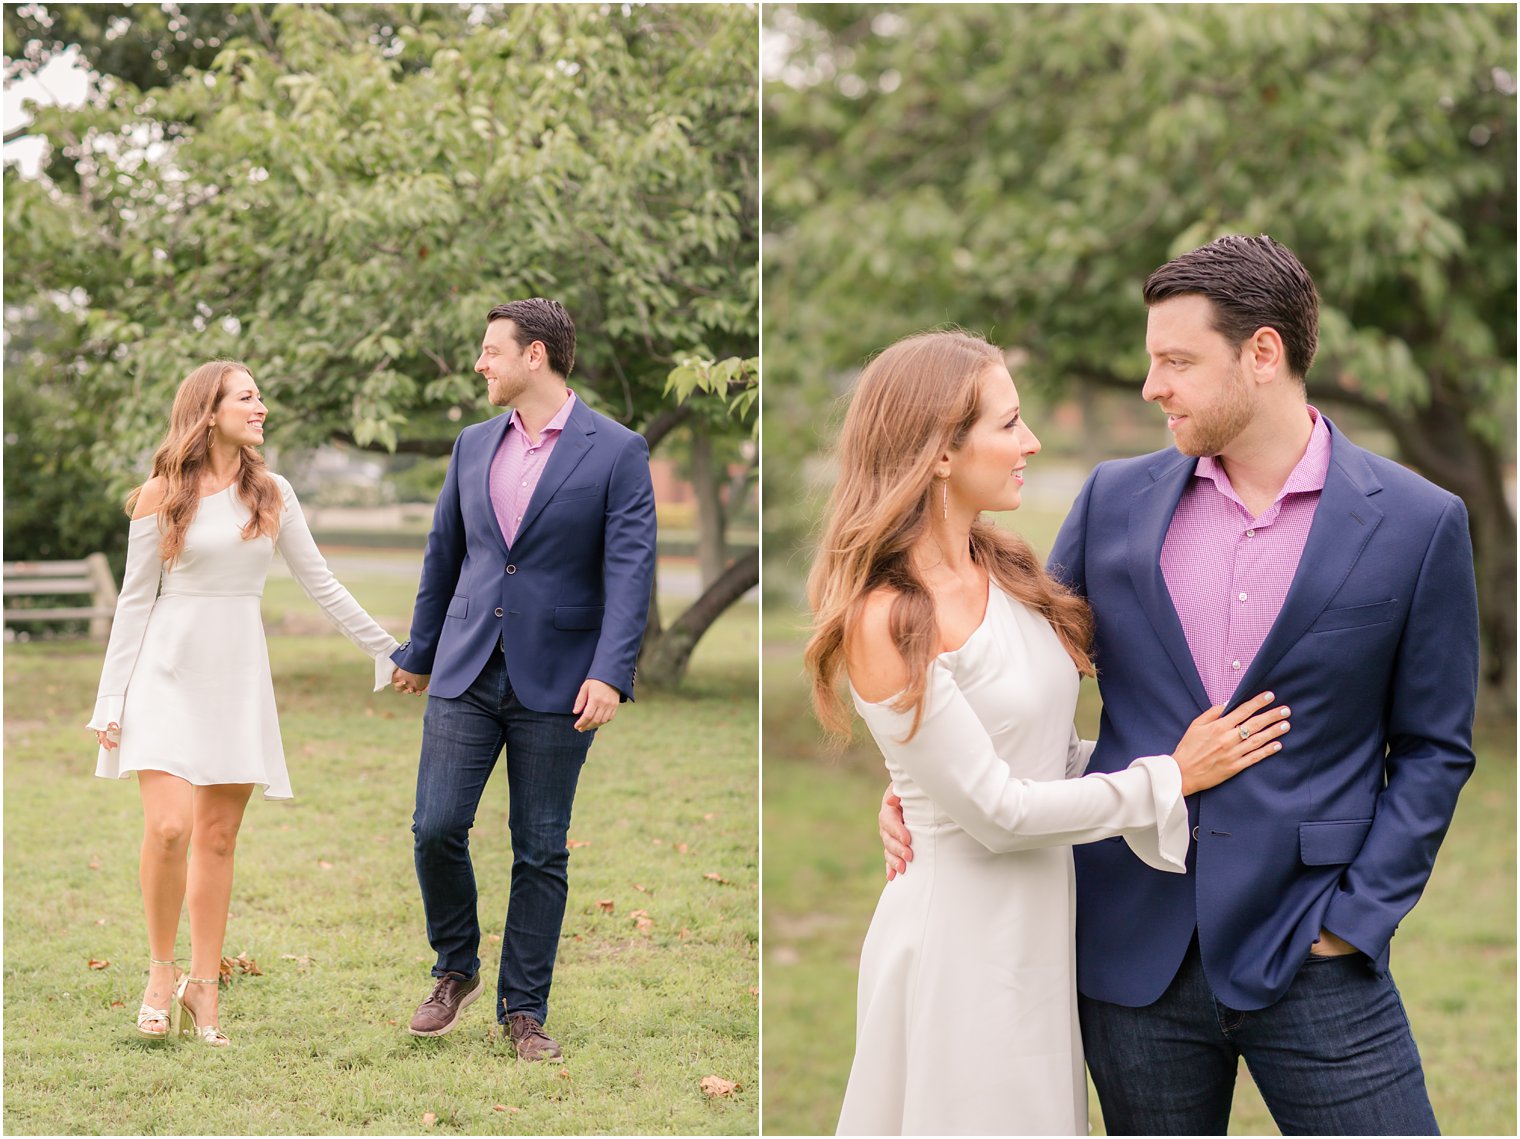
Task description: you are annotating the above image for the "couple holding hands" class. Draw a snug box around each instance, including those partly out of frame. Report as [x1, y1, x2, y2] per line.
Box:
[89, 298, 657, 1061]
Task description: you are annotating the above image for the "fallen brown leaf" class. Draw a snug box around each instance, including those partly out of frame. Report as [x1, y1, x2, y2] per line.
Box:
[87, 958, 109, 970]
[703, 872, 728, 884]
[421, 1111, 437, 1126]
[700, 1075, 739, 1098]
[596, 899, 614, 914]
[218, 951, 262, 983]
[555, 1069, 572, 1081]
[567, 839, 590, 849]
[749, 985, 760, 997]
[703, 812, 715, 821]
[110, 999, 125, 1008]
[676, 842, 689, 855]
[632, 883, 648, 892]
[680, 927, 692, 941]
[651, 838, 663, 845]
[87, 855, 101, 871]
[318, 860, 334, 870]
[487, 933, 501, 942]
[280, 954, 314, 971]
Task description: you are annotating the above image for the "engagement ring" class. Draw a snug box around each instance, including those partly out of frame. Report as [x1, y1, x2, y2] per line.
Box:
[1239, 725, 1252, 741]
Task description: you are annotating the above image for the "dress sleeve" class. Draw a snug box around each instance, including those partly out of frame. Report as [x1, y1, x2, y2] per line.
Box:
[859, 663, 1189, 870]
[272, 477, 401, 691]
[1065, 728, 1096, 779]
[86, 514, 163, 731]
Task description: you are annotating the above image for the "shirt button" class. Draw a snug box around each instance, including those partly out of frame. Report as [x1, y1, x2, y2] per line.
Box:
[1238, 592, 1248, 602]
[1246, 529, 1256, 537]
[1231, 660, 1242, 670]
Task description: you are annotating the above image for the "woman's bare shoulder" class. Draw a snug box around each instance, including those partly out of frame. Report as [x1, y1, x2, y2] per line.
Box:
[131, 476, 168, 519]
[844, 587, 912, 703]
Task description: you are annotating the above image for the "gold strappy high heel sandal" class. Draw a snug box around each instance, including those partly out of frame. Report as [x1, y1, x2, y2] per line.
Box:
[136, 957, 179, 1040]
[173, 975, 230, 1047]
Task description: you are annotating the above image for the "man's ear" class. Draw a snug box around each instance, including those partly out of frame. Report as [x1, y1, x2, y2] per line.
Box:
[1245, 326, 1286, 383]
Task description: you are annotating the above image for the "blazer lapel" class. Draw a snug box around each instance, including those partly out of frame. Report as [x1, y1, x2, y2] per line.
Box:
[475, 411, 515, 557]
[512, 400, 597, 545]
[1126, 452, 1212, 711]
[1234, 422, 1384, 699]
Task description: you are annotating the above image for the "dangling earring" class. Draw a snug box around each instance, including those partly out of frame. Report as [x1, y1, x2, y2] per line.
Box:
[940, 475, 949, 521]
[206, 422, 215, 450]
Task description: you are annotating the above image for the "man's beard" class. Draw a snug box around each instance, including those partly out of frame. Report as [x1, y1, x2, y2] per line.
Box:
[1174, 364, 1253, 457]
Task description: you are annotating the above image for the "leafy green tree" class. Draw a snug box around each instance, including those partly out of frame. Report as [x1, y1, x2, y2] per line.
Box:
[4, 2, 757, 677]
[764, 3, 1516, 699]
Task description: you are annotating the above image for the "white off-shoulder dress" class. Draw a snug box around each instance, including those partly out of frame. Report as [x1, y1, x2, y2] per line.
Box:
[87, 475, 399, 800]
[836, 584, 1190, 1137]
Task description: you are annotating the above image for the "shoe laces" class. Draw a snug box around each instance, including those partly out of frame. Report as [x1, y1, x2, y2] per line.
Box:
[509, 1012, 550, 1042]
[425, 974, 466, 1005]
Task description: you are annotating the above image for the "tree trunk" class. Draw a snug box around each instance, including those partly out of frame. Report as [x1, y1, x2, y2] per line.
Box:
[639, 547, 758, 689]
[690, 427, 728, 588]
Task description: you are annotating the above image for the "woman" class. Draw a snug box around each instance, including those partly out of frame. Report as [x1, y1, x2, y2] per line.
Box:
[88, 360, 400, 1046]
[804, 330, 1291, 1135]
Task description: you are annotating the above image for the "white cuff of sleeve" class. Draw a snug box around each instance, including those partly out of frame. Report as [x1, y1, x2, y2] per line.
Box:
[1121, 754, 1190, 873]
[372, 641, 401, 692]
[86, 695, 125, 733]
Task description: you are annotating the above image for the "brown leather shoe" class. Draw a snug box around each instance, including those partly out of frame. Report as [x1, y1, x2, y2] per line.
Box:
[408, 972, 482, 1037]
[507, 1012, 563, 1061]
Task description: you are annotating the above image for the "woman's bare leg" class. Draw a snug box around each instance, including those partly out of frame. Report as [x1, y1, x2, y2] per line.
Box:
[181, 782, 254, 1031]
[138, 771, 194, 1024]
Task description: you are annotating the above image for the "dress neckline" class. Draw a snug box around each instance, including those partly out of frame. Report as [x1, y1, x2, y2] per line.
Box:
[937, 575, 996, 659]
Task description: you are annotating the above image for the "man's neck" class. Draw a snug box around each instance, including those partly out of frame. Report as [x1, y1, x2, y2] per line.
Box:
[1215, 403, 1316, 517]
[514, 385, 571, 442]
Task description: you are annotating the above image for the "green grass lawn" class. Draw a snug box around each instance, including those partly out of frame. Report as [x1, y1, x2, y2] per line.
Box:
[3, 572, 758, 1136]
[762, 598, 1517, 1136]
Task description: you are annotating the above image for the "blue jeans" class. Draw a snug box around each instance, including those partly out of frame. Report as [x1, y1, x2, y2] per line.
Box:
[412, 647, 592, 1026]
[1079, 934, 1438, 1135]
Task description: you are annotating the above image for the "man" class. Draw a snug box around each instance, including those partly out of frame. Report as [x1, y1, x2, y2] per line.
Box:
[391, 298, 657, 1061]
[880, 235, 1478, 1133]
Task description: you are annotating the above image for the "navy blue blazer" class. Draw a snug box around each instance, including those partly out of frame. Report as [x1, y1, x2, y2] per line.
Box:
[393, 398, 657, 712]
[1049, 416, 1477, 1011]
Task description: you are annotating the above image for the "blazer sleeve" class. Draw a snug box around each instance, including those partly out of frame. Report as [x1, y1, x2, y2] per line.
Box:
[392, 432, 469, 676]
[272, 477, 401, 691]
[586, 431, 657, 701]
[859, 663, 1189, 868]
[1321, 494, 1479, 958]
[1048, 465, 1097, 595]
[86, 513, 163, 731]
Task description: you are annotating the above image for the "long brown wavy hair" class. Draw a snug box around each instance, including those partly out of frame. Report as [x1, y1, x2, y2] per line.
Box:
[804, 330, 1095, 741]
[125, 360, 282, 567]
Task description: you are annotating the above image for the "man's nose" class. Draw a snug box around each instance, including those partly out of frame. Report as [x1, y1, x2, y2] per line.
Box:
[1141, 367, 1164, 403]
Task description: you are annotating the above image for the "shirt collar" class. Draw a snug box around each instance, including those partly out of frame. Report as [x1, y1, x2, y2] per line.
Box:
[1194, 405, 1331, 505]
[509, 389, 577, 441]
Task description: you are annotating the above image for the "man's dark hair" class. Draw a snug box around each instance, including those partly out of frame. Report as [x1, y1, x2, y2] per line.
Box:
[487, 298, 576, 379]
[1143, 235, 1319, 381]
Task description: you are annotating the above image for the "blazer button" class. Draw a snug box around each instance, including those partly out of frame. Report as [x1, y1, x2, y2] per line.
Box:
[495, 607, 504, 617]
[505, 564, 517, 575]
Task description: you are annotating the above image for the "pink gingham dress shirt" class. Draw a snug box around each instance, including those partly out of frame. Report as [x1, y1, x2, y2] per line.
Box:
[489, 391, 577, 548]
[1160, 408, 1331, 706]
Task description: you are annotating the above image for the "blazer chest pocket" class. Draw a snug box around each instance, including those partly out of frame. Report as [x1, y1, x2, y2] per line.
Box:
[553, 605, 604, 631]
[447, 596, 469, 620]
[552, 482, 603, 503]
[1299, 819, 1373, 865]
[1310, 599, 1398, 632]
